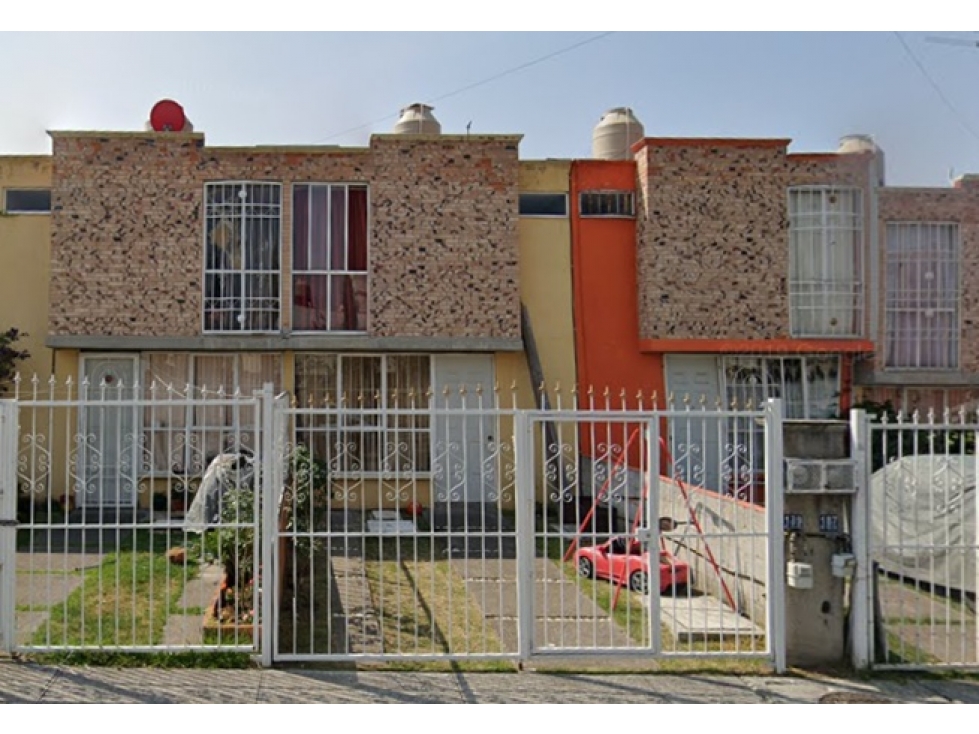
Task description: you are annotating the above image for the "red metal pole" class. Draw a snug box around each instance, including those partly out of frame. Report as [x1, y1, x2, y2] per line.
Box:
[657, 436, 737, 611]
[562, 426, 641, 563]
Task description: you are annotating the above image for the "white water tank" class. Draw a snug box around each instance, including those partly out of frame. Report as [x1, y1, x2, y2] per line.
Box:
[838, 134, 885, 186]
[393, 103, 441, 135]
[592, 107, 644, 160]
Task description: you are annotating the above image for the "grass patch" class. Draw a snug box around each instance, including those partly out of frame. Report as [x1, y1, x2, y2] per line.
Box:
[878, 628, 945, 666]
[29, 540, 201, 648]
[876, 575, 976, 666]
[20, 650, 256, 668]
[362, 537, 504, 657]
[276, 535, 510, 669]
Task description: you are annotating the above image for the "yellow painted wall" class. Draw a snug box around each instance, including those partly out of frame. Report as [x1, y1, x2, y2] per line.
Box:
[0, 156, 52, 388]
[48, 350, 80, 504]
[517, 161, 577, 407]
[511, 161, 577, 507]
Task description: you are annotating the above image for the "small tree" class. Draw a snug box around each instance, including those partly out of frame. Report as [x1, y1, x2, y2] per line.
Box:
[0, 327, 29, 394]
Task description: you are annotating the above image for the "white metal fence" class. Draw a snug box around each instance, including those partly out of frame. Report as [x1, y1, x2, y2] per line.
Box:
[0, 377, 786, 670]
[851, 408, 979, 670]
[2, 377, 266, 656]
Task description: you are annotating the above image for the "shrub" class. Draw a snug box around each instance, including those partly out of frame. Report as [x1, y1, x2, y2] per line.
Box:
[0, 327, 29, 394]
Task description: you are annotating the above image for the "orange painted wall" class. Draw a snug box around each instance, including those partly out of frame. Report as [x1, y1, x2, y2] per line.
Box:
[571, 159, 664, 404]
[571, 159, 664, 470]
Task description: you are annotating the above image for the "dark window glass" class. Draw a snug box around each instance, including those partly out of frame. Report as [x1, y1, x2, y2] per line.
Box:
[519, 193, 568, 216]
[4, 189, 51, 213]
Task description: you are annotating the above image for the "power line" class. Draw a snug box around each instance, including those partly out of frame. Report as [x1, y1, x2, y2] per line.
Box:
[312, 32, 616, 144]
[893, 32, 979, 145]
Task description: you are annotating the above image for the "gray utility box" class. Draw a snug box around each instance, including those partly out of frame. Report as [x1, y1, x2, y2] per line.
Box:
[784, 458, 857, 494]
[782, 420, 852, 668]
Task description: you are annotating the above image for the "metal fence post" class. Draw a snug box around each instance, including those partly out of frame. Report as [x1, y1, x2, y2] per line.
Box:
[848, 408, 873, 670]
[0, 400, 19, 655]
[514, 411, 534, 665]
[646, 417, 661, 654]
[764, 398, 786, 673]
[259, 383, 277, 668]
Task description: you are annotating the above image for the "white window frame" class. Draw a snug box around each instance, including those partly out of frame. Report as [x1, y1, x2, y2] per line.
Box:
[721, 355, 841, 420]
[884, 222, 961, 370]
[291, 183, 370, 334]
[721, 354, 841, 478]
[3, 187, 52, 214]
[202, 181, 282, 334]
[788, 186, 864, 338]
[518, 192, 569, 218]
[294, 353, 433, 477]
[579, 190, 635, 218]
[140, 352, 282, 477]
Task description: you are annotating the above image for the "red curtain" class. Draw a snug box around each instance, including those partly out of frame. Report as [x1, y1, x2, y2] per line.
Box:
[294, 185, 368, 331]
[292, 186, 309, 271]
[292, 185, 329, 330]
[348, 187, 368, 271]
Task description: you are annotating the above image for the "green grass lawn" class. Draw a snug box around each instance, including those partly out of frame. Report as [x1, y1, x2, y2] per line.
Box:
[26, 529, 202, 648]
[363, 536, 505, 658]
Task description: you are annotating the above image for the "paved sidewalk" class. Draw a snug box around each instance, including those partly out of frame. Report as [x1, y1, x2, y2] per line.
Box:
[2, 661, 978, 703]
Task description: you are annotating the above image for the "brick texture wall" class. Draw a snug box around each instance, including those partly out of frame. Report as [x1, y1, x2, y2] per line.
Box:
[50, 134, 204, 336]
[369, 136, 519, 338]
[636, 140, 874, 341]
[49, 132, 520, 340]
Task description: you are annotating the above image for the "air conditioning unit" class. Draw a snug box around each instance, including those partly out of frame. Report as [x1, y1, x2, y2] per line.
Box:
[784, 458, 857, 494]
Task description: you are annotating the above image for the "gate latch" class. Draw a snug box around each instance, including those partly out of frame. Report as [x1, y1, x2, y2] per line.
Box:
[635, 528, 654, 545]
[0, 519, 17, 528]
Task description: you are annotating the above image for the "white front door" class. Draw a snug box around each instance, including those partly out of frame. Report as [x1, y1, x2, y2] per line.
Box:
[664, 355, 723, 493]
[432, 354, 496, 503]
[81, 357, 138, 508]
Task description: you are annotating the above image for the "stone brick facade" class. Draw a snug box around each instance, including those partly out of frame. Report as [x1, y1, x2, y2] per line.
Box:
[636, 139, 874, 342]
[49, 131, 521, 341]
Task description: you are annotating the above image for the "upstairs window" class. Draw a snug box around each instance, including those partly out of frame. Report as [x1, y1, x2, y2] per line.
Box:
[885, 222, 960, 369]
[292, 184, 368, 332]
[519, 193, 568, 217]
[788, 186, 863, 337]
[579, 191, 634, 217]
[4, 188, 51, 214]
[203, 182, 282, 332]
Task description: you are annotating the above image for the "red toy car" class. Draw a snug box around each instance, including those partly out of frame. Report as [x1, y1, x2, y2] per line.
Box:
[574, 536, 690, 594]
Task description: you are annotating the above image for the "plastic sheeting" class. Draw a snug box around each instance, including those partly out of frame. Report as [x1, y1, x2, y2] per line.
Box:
[870, 455, 977, 594]
[183, 452, 256, 533]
